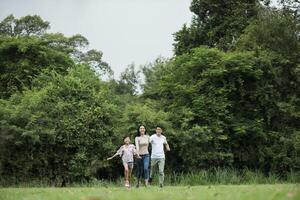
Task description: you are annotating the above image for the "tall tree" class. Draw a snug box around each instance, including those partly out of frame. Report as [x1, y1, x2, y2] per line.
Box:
[173, 0, 260, 54]
[0, 15, 50, 37]
[0, 15, 112, 98]
[114, 64, 140, 95]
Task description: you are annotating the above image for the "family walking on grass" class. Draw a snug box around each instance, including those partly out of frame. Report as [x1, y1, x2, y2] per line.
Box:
[107, 125, 170, 188]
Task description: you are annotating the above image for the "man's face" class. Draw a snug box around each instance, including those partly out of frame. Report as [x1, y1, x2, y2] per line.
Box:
[156, 127, 162, 135]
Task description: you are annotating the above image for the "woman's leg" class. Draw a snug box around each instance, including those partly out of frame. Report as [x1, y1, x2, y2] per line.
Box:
[135, 158, 143, 187]
[143, 155, 150, 185]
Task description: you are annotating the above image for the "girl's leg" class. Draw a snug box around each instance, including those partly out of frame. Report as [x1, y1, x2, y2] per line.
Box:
[128, 162, 133, 184]
[129, 168, 133, 180]
[128, 164, 133, 186]
[123, 163, 129, 186]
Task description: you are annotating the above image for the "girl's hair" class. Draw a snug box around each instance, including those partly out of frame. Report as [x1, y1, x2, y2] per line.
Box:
[123, 135, 130, 141]
[136, 125, 147, 137]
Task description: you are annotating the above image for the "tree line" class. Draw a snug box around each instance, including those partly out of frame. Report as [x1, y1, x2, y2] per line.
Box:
[0, 0, 299, 186]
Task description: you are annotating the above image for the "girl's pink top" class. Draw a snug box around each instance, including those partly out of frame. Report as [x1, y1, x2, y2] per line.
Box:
[116, 144, 136, 163]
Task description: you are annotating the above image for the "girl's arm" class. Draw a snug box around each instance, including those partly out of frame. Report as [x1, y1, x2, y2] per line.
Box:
[107, 146, 123, 160]
[107, 153, 118, 160]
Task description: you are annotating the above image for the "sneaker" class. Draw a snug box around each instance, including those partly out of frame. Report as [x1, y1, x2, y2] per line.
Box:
[145, 179, 149, 187]
[159, 184, 163, 188]
[148, 177, 152, 184]
[125, 181, 130, 188]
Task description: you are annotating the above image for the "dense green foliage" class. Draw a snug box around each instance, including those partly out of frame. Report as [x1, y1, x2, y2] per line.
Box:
[0, 0, 299, 186]
[145, 1, 300, 176]
[142, 47, 300, 173]
[0, 65, 120, 185]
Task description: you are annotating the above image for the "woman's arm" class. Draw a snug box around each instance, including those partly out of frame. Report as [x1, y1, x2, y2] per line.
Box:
[135, 137, 140, 156]
[131, 144, 141, 158]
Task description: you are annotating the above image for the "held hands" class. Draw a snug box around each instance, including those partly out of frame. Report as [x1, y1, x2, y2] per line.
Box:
[136, 154, 142, 159]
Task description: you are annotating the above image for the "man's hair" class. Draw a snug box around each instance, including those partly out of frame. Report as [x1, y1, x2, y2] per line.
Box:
[156, 125, 164, 130]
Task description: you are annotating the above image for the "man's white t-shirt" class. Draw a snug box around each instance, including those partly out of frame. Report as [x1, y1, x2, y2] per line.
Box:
[150, 134, 168, 159]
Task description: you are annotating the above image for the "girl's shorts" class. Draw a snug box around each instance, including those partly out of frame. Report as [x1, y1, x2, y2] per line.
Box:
[123, 161, 134, 169]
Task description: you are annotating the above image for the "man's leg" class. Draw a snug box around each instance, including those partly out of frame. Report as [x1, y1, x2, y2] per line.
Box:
[149, 158, 158, 181]
[158, 158, 165, 187]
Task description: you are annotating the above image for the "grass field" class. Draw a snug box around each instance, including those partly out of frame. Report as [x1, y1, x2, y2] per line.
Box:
[0, 184, 299, 200]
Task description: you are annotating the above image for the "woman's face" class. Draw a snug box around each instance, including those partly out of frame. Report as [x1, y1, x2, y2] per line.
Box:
[139, 126, 146, 135]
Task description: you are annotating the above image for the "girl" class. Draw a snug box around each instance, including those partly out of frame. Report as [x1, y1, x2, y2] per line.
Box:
[107, 136, 138, 188]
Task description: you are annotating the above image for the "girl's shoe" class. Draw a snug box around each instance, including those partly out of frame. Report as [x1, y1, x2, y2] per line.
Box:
[125, 180, 130, 187]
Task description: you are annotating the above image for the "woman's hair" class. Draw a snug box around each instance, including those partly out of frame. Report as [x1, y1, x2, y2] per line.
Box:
[136, 125, 147, 137]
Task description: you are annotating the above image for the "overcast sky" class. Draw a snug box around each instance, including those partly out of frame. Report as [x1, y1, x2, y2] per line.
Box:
[0, 0, 193, 78]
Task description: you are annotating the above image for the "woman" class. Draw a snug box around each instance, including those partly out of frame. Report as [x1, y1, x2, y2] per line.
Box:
[135, 125, 150, 187]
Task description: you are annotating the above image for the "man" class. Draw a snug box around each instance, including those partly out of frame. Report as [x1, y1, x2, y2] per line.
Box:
[149, 126, 170, 187]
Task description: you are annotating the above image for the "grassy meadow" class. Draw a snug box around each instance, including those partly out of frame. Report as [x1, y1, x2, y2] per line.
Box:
[0, 184, 299, 200]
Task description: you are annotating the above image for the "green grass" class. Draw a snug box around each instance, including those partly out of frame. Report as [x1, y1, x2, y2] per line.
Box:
[2, 169, 299, 187]
[0, 184, 299, 200]
[158, 169, 299, 186]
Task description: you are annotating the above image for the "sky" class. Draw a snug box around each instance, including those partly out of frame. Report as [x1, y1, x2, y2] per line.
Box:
[0, 0, 193, 78]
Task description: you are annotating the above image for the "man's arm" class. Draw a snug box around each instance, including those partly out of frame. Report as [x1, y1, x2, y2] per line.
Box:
[164, 137, 170, 151]
[164, 143, 170, 151]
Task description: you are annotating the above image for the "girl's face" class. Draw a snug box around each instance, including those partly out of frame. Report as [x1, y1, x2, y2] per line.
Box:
[124, 137, 130, 144]
[139, 126, 145, 135]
